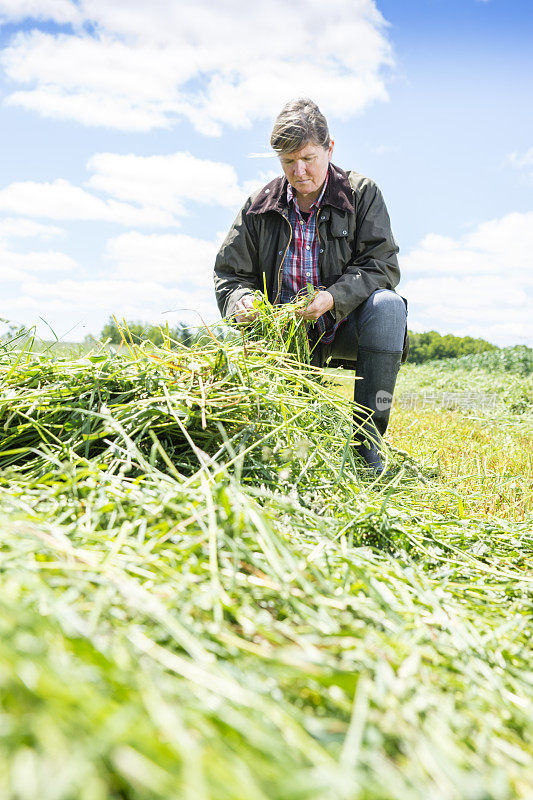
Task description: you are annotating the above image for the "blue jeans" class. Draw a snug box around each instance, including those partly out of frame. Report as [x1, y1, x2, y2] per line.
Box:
[324, 289, 407, 363]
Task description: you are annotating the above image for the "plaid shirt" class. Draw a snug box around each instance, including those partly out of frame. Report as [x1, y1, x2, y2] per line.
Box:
[280, 175, 341, 345]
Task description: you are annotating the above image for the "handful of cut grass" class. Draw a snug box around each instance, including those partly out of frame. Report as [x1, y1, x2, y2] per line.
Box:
[232, 289, 323, 364]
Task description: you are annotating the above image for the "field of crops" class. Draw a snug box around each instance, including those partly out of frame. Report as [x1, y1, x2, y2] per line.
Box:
[1, 321, 532, 800]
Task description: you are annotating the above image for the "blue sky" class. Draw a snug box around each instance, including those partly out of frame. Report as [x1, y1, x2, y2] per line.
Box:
[0, 0, 531, 345]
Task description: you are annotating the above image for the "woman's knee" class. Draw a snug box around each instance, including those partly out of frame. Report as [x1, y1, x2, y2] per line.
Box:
[371, 289, 406, 320]
[358, 290, 407, 351]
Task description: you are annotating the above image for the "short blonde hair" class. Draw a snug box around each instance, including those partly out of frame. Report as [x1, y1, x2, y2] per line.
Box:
[270, 98, 330, 154]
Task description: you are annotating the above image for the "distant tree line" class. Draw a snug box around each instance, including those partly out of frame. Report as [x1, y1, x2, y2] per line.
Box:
[407, 330, 497, 364]
[93, 319, 500, 364]
[0, 318, 30, 341]
[96, 317, 197, 347]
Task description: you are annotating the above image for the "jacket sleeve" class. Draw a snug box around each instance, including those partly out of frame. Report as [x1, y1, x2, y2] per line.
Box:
[327, 179, 400, 323]
[213, 198, 261, 319]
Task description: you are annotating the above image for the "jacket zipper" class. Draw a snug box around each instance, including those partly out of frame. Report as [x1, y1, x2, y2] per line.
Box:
[273, 213, 292, 304]
[316, 206, 322, 262]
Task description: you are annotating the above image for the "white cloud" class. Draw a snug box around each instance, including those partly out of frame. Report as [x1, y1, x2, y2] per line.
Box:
[0, 0, 80, 23]
[0, 216, 64, 239]
[242, 170, 281, 199]
[0, 152, 265, 232]
[1, 0, 393, 134]
[400, 211, 533, 345]
[105, 231, 219, 287]
[87, 152, 245, 213]
[0, 243, 76, 282]
[23, 277, 173, 307]
[401, 232, 496, 276]
[507, 147, 533, 180]
[3, 227, 224, 336]
[464, 213, 533, 278]
[508, 147, 533, 167]
[16, 276, 219, 330]
[0, 179, 175, 226]
[0, 152, 274, 338]
[6, 86, 172, 132]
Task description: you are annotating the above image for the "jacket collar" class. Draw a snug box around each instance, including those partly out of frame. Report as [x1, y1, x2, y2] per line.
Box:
[247, 162, 354, 216]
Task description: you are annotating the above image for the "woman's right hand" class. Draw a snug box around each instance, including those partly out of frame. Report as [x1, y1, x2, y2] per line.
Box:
[234, 294, 259, 324]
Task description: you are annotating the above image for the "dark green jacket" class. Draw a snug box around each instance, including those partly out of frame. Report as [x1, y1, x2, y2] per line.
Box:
[213, 164, 400, 324]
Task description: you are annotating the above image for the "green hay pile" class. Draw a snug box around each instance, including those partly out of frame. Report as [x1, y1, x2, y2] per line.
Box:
[0, 312, 532, 800]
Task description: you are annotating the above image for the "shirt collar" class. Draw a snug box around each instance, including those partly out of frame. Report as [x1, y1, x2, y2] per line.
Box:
[286, 170, 329, 211]
[247, 164, 353, 216]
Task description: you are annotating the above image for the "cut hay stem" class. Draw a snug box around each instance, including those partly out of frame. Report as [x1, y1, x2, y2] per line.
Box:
[340, 674, 369, 770]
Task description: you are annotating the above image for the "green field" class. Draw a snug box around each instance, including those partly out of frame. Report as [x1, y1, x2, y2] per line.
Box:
[1, 329, 532, 800]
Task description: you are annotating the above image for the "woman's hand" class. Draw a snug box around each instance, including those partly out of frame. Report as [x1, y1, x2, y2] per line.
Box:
[296, 290, 334, 322]
[234, 294, 259, 324]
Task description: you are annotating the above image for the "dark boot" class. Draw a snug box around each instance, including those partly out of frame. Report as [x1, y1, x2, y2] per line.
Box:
[353, 347, 402, 475]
